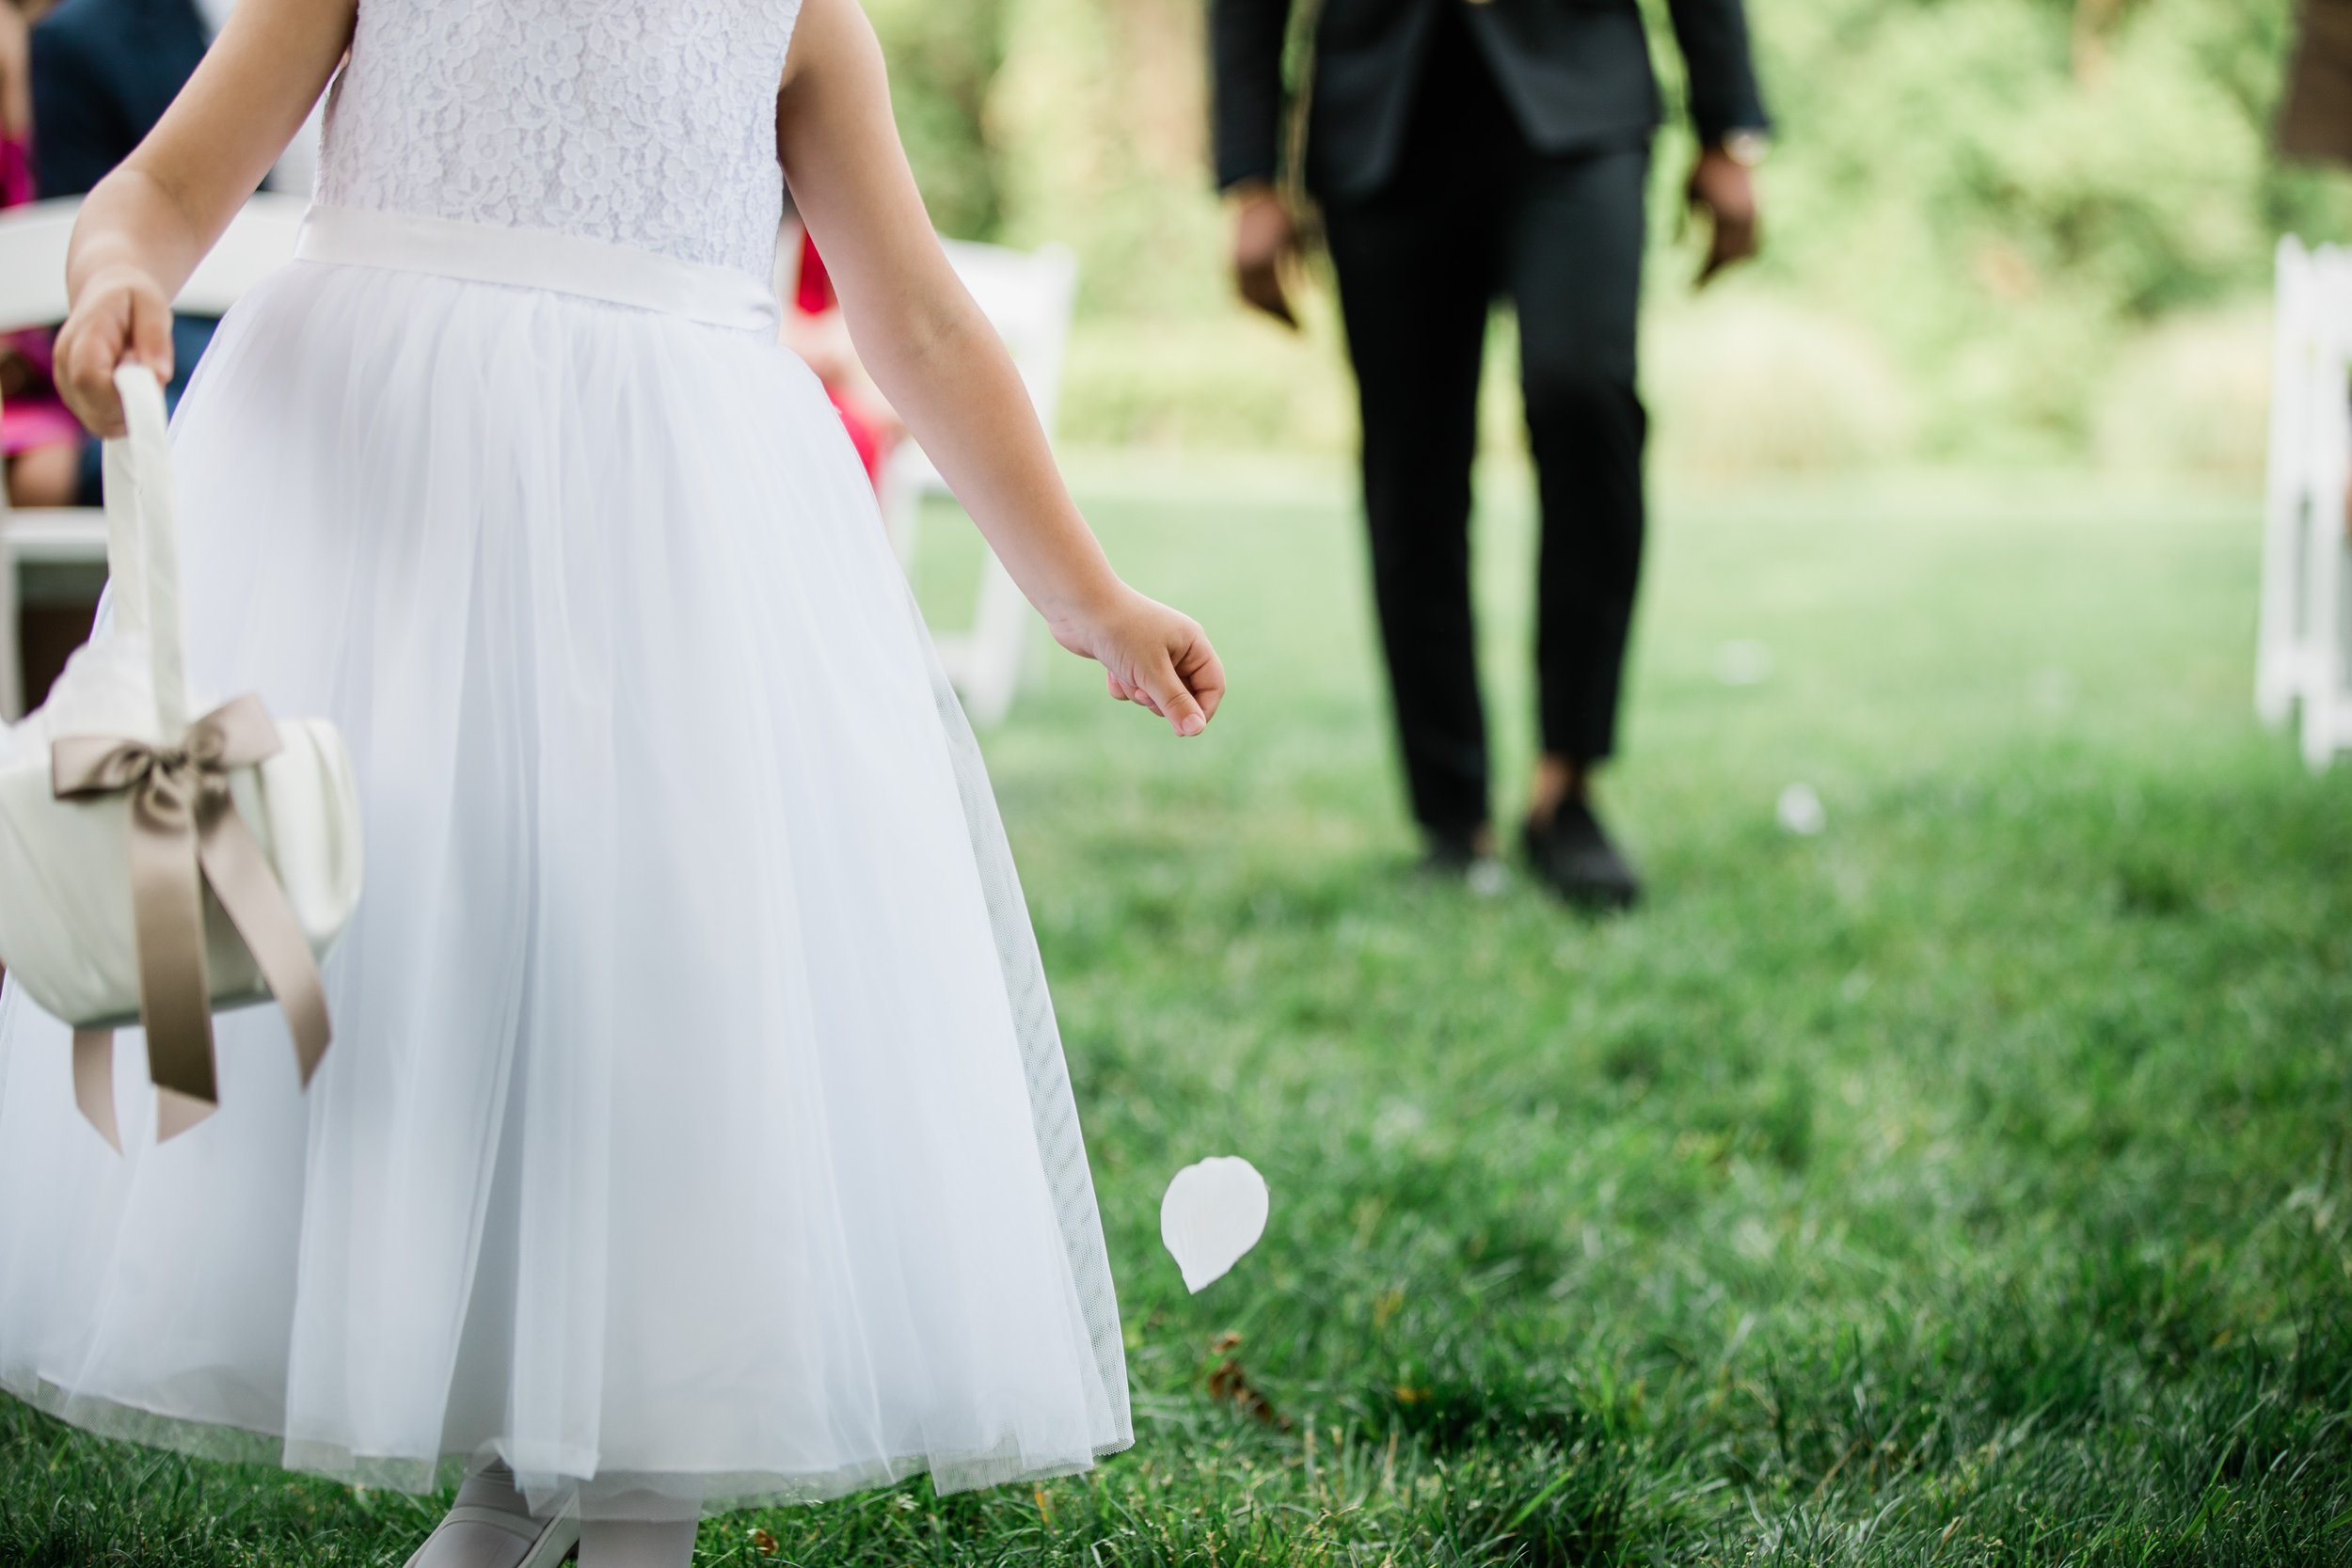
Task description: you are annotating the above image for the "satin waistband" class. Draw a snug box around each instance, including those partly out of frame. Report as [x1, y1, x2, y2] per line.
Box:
[293, 205, 781, 332]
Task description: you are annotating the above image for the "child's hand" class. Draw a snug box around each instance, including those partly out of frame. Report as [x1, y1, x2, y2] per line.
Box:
[1054, 589, 1226, 738]
[53, 266, 176, 438]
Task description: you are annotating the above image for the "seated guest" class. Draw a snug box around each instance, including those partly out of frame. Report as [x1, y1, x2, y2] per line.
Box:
[1, 0, 82, 509]
[29, 0, 322, 503]
[1, 336, 81, 509]
[783, 217, 904, 490]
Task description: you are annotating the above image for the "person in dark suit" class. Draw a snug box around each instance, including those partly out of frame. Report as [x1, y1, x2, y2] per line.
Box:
[1211, 0, 1770, 908]
[29, 0, 215, 505]
[2281, 0, 2352, 168]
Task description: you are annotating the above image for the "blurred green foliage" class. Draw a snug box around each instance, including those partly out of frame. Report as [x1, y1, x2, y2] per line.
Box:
[862, 0, 1011, 239]
[1721, 0, 2352, 461]
[871, 0, 2352, 468]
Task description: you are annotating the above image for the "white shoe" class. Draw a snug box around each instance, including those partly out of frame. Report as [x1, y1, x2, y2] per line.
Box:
[402, 1500, 582, 1568]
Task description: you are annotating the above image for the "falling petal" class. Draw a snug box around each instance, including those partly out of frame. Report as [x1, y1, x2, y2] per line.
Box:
[1777, 783, 1827, 836]
[1161, 1156, 1270, 1292]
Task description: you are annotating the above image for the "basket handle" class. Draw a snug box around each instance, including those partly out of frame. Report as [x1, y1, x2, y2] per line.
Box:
[100, 364, 191, 736]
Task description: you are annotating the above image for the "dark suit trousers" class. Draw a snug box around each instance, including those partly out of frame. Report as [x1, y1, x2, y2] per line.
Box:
[1323, 8, 1649, 836]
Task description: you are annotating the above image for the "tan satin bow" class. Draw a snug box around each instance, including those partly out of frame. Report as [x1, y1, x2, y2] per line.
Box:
[50, 693, 333, 1150]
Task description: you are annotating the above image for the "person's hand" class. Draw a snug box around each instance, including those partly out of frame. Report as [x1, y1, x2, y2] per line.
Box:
[1053, 587, 1226, 737]
[1686, 145, 1761, 288]
[1230, 184, 1299, 329]
[53, 266, 175, 437]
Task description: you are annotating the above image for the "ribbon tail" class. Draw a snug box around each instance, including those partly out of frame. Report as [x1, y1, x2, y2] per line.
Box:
[156, 1086, 216, 1143]
[72, 1029, 122, 1153]
[197, 793, 333, 1085]
[127, 797, 218, 1122]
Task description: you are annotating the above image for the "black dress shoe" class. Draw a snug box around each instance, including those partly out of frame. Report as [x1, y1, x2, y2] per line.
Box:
[1522, 799, 1640, 911]
[1420, 824, 1486, 879]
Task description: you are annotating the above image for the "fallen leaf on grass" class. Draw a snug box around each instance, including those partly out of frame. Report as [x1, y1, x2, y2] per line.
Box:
[749, 1527, 779, 1556]
[1206, 1352, 1290, 1429]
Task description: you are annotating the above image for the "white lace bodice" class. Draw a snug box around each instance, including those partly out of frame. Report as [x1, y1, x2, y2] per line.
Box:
[315, 0, 803, 280]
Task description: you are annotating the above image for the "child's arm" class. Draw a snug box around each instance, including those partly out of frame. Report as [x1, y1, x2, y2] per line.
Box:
[50, 0, 354, 437]
[777, 0, 1224, 737]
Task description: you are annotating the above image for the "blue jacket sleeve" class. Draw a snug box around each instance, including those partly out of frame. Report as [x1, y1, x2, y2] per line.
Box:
[29, 11, 132, 198]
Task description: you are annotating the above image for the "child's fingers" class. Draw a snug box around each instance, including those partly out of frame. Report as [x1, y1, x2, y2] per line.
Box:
[128, 289, 175, 383]
[60, 314, 131, 437]
[1178, 638, 1227, 723]
[56, 279, 174, 438]
[1106, 672, 1166, 717]
[1136, 651, 1207, 737]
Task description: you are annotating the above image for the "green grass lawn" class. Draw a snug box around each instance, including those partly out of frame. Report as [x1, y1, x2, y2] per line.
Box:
[7, 461, 2350, 1565]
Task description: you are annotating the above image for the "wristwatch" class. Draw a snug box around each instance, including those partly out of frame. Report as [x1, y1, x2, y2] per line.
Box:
[1716, 130, 1771, 167]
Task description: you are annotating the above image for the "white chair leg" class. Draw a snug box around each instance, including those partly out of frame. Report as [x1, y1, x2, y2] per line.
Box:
[2299, 258, 2352, 771]
[0, 532, 24, 721]
[2259, 237, 2313, 728]
[957, 553, 1032, 730]
[877, 447, 926, 569]
[2308, 499, 2352, 772]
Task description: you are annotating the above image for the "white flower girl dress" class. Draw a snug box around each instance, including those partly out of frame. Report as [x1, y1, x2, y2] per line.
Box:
[0, 0, 1131, 1522]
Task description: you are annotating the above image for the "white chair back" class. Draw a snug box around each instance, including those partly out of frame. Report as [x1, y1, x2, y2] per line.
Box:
[0, 200, 76, 335]
[0, 194, 306, 719]
[0, 192, 306, 332]
[878, 240, 1080, 728]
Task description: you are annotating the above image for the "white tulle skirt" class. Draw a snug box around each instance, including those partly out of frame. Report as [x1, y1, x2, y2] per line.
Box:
[0, 208, 1131, 1520]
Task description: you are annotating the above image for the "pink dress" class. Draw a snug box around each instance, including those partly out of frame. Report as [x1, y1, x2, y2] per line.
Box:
[1, 136, 83, 461]
[793, 231, 893, 486]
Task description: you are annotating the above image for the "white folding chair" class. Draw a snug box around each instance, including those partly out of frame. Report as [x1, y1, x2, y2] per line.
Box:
[878, 239, 1079, 728]
[2257, 236, 2352, 769]
[2303, 251, 2352, 770]
[2258, 236, 2316, 733]
[0, 192, 306, 719]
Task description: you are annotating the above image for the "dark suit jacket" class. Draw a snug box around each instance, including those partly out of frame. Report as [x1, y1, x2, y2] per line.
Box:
[30, 0, 209, 198]
[2282, 0, 2352, 168]
[1212, 0, 1770, 202]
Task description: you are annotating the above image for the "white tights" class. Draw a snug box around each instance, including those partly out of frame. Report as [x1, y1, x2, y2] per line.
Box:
[418, 1460, 696, 1568]
[575, 1520, 699, 1567]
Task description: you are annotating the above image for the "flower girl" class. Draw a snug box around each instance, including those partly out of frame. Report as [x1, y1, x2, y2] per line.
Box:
[0, 0, 1225, 1562]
